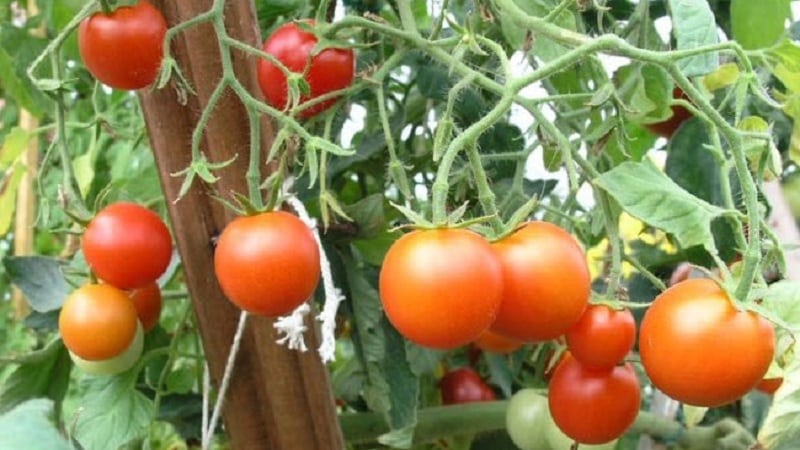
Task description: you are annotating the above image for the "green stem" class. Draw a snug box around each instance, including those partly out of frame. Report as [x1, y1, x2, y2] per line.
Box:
[98, 0, 113, 15]
[246, 109, 263, 209]
[466, 142, 503, 233]
[597, 189, 623, 298]
[396, 0, 419, 35]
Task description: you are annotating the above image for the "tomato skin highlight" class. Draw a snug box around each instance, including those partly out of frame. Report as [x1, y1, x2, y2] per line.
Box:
[439, 367, 496, 405]
[78, 1, 166, 90]
[379, 229, 503, 350]
[128, 281, 162, 331]
[639, 278, 775, 407]
[490, 221, 590, 342]
[257, 21, 355, 118]
[82, 202, 173, 290]
[565, 305, 636, 369]
[548, 354, 641, 445]
[214, 211, 320, 316]
[59, 284, 139, 361]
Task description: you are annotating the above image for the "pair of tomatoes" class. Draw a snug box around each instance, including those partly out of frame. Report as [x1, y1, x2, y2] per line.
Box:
[379, 221, 590, 350]
[59, 203, 172, 375]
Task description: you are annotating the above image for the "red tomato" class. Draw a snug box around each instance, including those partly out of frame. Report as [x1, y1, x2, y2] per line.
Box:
[214, 211, 320, 316]
[128, 281, 162, 331]
[565, 305, 635, 369]
[440, 367, 496, 405]
[82, 202, 173, 290]
[491, 222, 590, 342]
[644, 88, 691, 138]
[639, 278, 775, 407]
[379, 229, 503, 349]
[756, 378, 783, 395]
[257, 21, 355, 118]
[548, 354, 640, 444]
[78, 1, 166, 90]
[473, 329, 524, 354]
[59, 284, 139, 361]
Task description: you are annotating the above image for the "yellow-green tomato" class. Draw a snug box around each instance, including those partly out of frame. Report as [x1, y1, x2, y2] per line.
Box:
[506, 389, 550, 450]
[69, 321, 144, 376]
[544, 408, 618, 450]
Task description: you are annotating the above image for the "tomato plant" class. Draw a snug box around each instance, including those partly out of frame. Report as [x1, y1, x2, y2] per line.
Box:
[82, 202, 173, 290]
[257, 21, 355, 118]
[439, 367, 495, 405]
[379, 228, 502, 349]
[490, 222, 590, 342]
[639, 278, 776, 407]
[565, 305, 636, 369]
[78, 1, 167, 90]
[214, 211, 320, 316]
[128, 281, 162, 331]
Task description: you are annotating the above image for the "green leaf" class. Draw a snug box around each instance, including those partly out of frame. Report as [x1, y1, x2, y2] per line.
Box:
[2, 256, 70, 312]
[758, 281, 800, 332]
[73, 374, 155, 450]
[682, 404, 708, 427]
[759, 350, 800, 449]
[615, 63, 672, 121]
[0, 127, 31, 169]
[417, 64, 451, 101]
[0, 399, 71, 450]
[0, 164, 24, 235]
[381, 321, 419, 440]
[500, 0, 577, 61]
[343, 194, 386, 239]
[353, 231, 400, 267]
[730, 0, 790, 50]
[485, 352, 514, 398]
[0, 339, 71, 415]
[405, 341, 443, 376]
[595, 160, 726, 250]
[702, 63, 741, 92]
[668, 0, 720, 76]
[664, 118, 721, 204]
[0, 25, 49, 117]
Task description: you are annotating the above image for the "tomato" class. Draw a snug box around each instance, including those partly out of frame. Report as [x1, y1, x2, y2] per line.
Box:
[70, 321, 144, 376]
[756, 378, 783, 395]
[505, 389, 550, 450]
[565, 305, 635, 369]
[544, 410, 618, 450]
[78, 1, 166, 90]
[473, 329, 524, 354]
[214, 211, 320, 316]
[82, 202, 172, 290]
[548, 354, 640, 444]
[643, 87, 691, 138]
[59, 284, 139, 361]
[440, 367, 495, 405]
[639, 278, 775, 407]
[128, 281, 162, 331]
[491, 222, 590, 342]
[379, 229, 503, 349]
[257, 21, 355, 118]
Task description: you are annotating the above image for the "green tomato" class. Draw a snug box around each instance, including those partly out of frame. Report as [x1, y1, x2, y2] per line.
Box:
[506, 389, 550, 450]
[70, 321, 144, 376]
[544, 407, 618, 450]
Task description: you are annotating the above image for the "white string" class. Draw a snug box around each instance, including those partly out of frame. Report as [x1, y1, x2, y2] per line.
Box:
[201, 310, 249, 450]
[201, 364, 210, 446]
[274, 303, 310, 351]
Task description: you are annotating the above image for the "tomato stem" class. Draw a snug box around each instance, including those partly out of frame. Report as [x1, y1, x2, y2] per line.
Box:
[98, 0, 113, 15]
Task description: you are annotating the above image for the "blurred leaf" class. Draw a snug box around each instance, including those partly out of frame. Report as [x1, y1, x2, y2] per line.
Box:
[3, 256, 70, 313]
[0, 164, 24, 235]
[332, 357, 367, 403]
[669, 0, 720, 76]
[730, 0, 790, 50]
[353, 231, 400, 267]
[0, 399, 71, 450]
[0, 127, 31, 168]
[405, 341, 444, 377]
[417, 64, 450, 101]
[0, 339, 71, 415]
[0, 25, 49, 117]
[344, 194, 386, 239]
[24, 310, 59, 331]
[484, 352, 514, 398]
[759, 350, 800, 449]
[382, 321, 419, 433]
[155, 394, 203, 440]
[479, 123, 524, 179]
[703, 63, 741, 91]
[682, 404, 708, 427]
[769, 39, 800, 93]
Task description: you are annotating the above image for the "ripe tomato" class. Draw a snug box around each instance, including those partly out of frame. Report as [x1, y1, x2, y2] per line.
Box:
[643, 87, 691, 138]
[70, 321, 144, 376]
[473, 329, 524, 354]
[379, 229, 503, 349]
[756, 378, 783, 395]
[505, 389, 550, 450]
[440, 367, 495, 405]
[257, 21, 355, 118]
[544, 409, 618, 450]
[491, 221, 590, 342]
[548, 354, 640, 444]
[565, 305, 635, 369]
[214, 211, 320, 316]
[59, 284, 139, 361]
[82, 202, 172, 290]
[78, 1, 166, 90]
[639, 278, 775, 407]
[128, 281, 162, 331]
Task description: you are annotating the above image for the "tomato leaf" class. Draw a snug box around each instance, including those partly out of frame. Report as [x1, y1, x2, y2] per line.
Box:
[595, 160, 726, 251]
[757, 281, 800, 333]
[0, 163, 24, 236]
[405, 341, 443, 377]
[2, 256, 70, 313]
[0, 127, 31, 169]
[758, 350, 800, 448]
[668, 0, 719, 76]
[730, 0, 790, 50]
[0, 25, 49, 117]
[499, 0, 577, 61]
[484, 352, 514, 398]
[381, 322, 419, 439]
[0, 399, 71, 450]
[0, 339, 71, 415]
[343, 194, 387, 239]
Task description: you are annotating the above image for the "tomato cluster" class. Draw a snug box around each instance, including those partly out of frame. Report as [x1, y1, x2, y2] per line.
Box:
[58, 202, 171, 375]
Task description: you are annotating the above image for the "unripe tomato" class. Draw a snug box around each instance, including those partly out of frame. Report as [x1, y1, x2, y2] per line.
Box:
[440, 367, 495, 405]
[565, 305, 635, 369]
[491, 222, 590, 342]
[379, 229, 503, 349]
[257, 21, 355, 118]
[473, 329, 524, 354]
[59, 284, 139, 361]
[82, 202, 173, 290]
[505, 389, 549, 450]
[128, 281, 162, 331]
[548, 354, 640, 445]
[70, 321, 144, 376]
[78, 1, 166, 90]
[639, 278, 775, 407]
[214, 211, 320, 316]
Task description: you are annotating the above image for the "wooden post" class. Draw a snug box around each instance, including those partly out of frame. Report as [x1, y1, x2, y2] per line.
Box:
[138, 2, 344, 449]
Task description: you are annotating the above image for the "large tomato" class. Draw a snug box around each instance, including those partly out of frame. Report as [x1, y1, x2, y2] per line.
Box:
[439, 367, 495, 405]
[59, 284, 139, 361]
[214, 211, 320, 316]
[70, 321, 144, 376]
[128, 281, 162, 331]
[257, 21, 355, 118]
[639, 278, 775, 407]
[505, 389, 550, 450]
[491, 222, 590, 342]
[78, 1, 166, 90]
[548, 354, 640, 444]
[379, 228, 503, 349]
[565, 305, 635, 369]
[82, 202, 172, 290]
